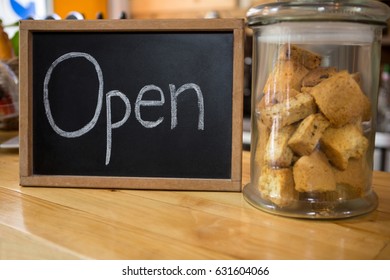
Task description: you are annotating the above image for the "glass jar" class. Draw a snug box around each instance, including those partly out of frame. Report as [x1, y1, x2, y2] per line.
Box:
[244, 0, 390, 219]
[0, 59, 18, 130]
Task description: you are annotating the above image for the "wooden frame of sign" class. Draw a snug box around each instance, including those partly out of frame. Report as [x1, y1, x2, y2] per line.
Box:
[19, 19, 244, 191]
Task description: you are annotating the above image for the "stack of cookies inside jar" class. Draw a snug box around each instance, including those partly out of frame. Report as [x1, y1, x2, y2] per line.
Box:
[255, 44, 372, 208]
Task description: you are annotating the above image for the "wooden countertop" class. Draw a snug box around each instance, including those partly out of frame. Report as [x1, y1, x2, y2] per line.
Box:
[1, 131, 389, 260]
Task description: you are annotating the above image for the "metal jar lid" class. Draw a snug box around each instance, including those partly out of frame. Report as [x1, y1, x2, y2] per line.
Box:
[247, 0, 390, 26]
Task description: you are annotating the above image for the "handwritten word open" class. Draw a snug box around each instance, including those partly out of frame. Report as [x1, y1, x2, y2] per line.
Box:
[43, 52, 205, 165]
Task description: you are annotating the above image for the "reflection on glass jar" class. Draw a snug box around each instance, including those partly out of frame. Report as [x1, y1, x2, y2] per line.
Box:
[0, 59, 18, 130]
[244, 0, 390, 219]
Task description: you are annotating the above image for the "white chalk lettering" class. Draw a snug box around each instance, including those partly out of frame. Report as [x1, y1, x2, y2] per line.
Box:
[106, 90, 131, 165]
[135, 85, 165, 128]
[43, 52, 205, 165]
[43, 52, 104, 138]
[170, 83, 204, 130]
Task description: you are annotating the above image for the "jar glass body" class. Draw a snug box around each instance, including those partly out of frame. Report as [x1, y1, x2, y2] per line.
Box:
[244, 21, 383, 218]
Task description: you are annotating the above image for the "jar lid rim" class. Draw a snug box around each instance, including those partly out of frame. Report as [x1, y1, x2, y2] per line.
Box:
[247, 0, 390, 26]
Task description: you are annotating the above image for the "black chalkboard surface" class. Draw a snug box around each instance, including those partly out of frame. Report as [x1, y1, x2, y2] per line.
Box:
[19, 19, 244, 191]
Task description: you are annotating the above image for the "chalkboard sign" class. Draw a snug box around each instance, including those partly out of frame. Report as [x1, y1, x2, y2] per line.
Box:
[19, 19, 244, 191]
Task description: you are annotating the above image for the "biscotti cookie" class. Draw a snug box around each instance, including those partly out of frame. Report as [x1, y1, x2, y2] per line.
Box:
[254, 119, 270, 172]
[300, 86, 313, 94]
[278, 44, 322, 70]
[301, 67, 337, 87]
[309, 71, 371, 127]
[288, 113, 330, 156]
[259, 88, 300, 109]
[265, 124, 296, 168]
[259, 166, 296, 207]
[293, 150, 337, 192]
[320, 123, 369, 170]
[260, 92, 317, 128]
[263, 60, 309, 95]
[333, 157, 370, 197]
